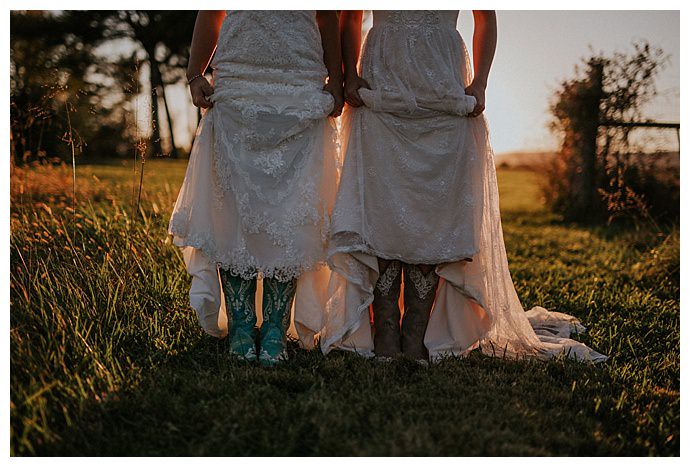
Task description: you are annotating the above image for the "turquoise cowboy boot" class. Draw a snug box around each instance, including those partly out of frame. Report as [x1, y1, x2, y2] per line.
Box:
[259, 277, 297, 367]
[219, 268, 258, 361]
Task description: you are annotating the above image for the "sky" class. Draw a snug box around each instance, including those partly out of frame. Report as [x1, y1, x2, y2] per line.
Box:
[456, 10, 680, 154]
[158, 10, 680, 155]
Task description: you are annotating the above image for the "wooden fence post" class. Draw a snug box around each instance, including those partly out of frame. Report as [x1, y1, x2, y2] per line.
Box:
[574, 60, 604, 218]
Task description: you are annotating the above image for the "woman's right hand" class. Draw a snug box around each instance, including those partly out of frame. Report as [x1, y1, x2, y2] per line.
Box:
[344, 75, 371, 108]
[189, 76, 214, 109]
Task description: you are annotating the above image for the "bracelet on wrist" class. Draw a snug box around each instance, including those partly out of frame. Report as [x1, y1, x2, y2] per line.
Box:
[187, 73, 204, 85]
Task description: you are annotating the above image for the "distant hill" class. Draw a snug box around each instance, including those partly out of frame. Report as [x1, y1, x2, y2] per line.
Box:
[494, 151, 557, 169]
[495, 150, 679, 170]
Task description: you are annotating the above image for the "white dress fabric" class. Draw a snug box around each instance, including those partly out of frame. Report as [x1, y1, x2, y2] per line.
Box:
[321, 11, 607, 363]
[169, 11, 339, 347]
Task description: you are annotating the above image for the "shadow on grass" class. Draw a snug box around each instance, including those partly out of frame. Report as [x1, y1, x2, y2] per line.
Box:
[38, 335, 636, 456]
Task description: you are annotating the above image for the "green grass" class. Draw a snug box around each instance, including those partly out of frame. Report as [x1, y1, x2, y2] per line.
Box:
[10, 160, 679, 456]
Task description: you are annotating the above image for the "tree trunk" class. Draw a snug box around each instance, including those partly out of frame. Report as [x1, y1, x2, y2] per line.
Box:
[141, 40, 164, 158]
[574, 60, 604, 219]
[157, 72, 179, 158]
[148, 62, 163, 157]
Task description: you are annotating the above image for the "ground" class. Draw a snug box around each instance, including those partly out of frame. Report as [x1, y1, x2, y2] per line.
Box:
[10, 159, 679, 455]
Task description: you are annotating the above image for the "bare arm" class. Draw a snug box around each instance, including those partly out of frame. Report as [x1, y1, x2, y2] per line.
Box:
[340, 10, 362, 82]
[316, 11, 344, 117]
[316, 11, 343, 84]
[471, 10, 497, 89]
[187, 10, 226, 108]
[465, 10, 497, 117]
[340, 10, 370, 107]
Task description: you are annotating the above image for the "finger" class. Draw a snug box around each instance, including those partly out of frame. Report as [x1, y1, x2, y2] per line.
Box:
[333, 99, 344, 117]
[359, 78, 372, 90]
[199, 96, 213, 109]
[469, 106, 484, 118]
[326, 92, 340, 116]
[328, 96, 338, 117]
[352, 89, 365, 106]
[345, 92, 362, 107]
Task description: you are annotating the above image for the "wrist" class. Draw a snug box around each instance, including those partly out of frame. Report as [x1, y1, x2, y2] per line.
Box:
[327, 72, 343, 85]
[187, 74, 204, 86]
[471, 76, 488, 89]
[343, 64, 359, 82]
[344, 72, 359, 83]
[186, 69, 204, 82]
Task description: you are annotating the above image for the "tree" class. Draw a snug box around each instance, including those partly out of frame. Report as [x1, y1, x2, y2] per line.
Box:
[10, 11, 133, 165]
[87, 11, 197, 158]
[11, 11, 198, 163]
[545, 41, 673, 223]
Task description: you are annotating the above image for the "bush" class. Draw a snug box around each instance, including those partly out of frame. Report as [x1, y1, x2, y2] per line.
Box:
[544, 42, 679, 224]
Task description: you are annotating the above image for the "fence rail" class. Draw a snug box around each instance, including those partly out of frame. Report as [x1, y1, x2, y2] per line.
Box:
[599, 120, 680, 129]
[599, 120, 680, 147]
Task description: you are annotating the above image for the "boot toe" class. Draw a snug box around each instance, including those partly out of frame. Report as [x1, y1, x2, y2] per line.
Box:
[229, 328, 258, 361]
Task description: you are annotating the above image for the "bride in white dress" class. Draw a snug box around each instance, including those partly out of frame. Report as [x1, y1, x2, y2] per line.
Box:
[169, 11, 342, 365]
[321, 10, 607, 363]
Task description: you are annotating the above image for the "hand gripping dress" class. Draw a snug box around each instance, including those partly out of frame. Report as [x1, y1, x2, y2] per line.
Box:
[168, 11, 339, 347]
[320, 11, 607, 362]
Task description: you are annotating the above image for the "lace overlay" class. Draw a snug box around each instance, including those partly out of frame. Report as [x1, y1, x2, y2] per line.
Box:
[168, 11, 339, 343]
[169, 10, 338, 282]
[405, 265, 439, 300]
[375, 260, 402, 295]
[321, 10, 607, 363]
[329, 11, 481, 263]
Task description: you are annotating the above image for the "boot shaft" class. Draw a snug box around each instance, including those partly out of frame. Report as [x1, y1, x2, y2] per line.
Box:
[219, 268, 258, 332]
[259, 277, 297, 366]
[401, 263, 439, 361]
[219, 268, 258, 360]
[372, 260, 403, 358]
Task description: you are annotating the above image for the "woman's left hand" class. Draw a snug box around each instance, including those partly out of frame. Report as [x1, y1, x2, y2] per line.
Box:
[465, 80, 486, 118]
[324, 79, 344, 117]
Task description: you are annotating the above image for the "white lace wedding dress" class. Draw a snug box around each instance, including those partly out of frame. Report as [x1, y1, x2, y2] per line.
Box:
[321, 11, 607, 362]
[168, 11, 339, 346]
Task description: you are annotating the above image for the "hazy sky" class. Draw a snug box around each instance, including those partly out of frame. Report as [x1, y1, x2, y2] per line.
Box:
[456, 10, 680, 154]
[161, 10, 680, 155]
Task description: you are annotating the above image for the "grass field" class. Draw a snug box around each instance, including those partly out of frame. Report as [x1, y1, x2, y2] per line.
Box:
[10, 158, 679, 456]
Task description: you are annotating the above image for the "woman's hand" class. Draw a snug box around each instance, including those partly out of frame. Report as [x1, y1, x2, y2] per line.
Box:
[466, 11, 496, 118]
[465, 80, 486, 117]
[324, 78, 344, 117]
[186, 11, 225, 109]
[189, 76, 214, 109]
[344, 76, 371, 108]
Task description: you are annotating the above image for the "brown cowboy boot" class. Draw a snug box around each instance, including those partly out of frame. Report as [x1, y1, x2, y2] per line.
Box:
[402, 263, 439, 362]
[372, 259, 403, 360]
